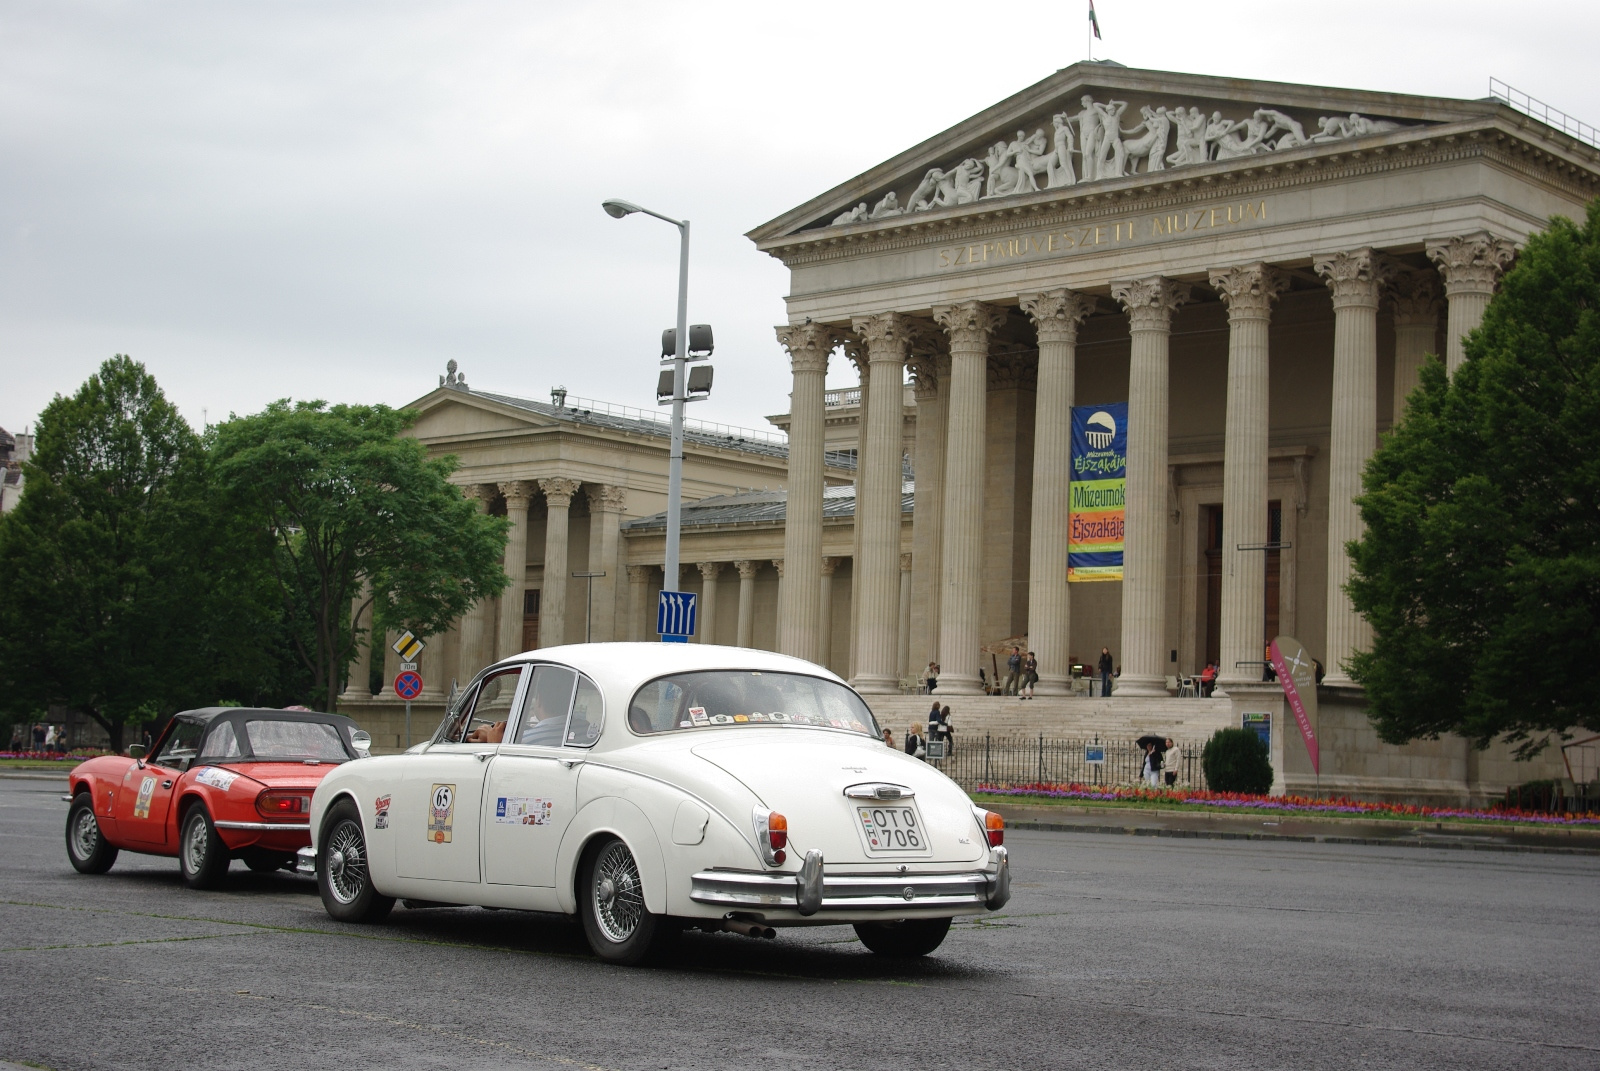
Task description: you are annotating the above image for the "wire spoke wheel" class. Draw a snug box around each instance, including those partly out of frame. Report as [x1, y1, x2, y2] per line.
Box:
[70, 807, 101, 861]
[325, 820, 368, 905]
[590, 840, 644, 943]
[182, 814, 210, 872]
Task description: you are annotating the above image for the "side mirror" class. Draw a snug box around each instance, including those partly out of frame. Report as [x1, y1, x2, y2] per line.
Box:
[127, 744, 147, 760]
[350, 730, 372, 759]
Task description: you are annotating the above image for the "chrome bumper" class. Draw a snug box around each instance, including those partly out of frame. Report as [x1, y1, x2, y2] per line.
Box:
[296, 846, 316, 876]
[691, 847, 1009, 914]
[216, 820, 310, 832]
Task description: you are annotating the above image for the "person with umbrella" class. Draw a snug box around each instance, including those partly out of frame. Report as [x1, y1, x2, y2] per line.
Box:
[1136, 735, 1167, 788]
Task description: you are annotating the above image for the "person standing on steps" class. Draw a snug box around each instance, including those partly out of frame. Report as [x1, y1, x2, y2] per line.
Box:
[1003, 647, 1022, 696]
[1020, 651, 1038, 699]
[1097, 647, 1115, 698]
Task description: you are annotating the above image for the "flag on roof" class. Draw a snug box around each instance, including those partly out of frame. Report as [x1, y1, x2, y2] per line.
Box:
[1088, 0, 1102, 39]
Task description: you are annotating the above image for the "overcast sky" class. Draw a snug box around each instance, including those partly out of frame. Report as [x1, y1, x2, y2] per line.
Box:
[4, 0, 1597, 439]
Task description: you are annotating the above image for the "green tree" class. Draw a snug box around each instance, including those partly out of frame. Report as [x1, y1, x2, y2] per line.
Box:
[210, 401, 509, 714]
[1201, 728, 1274, 795]
[0, 356, 267, 750]
[1348, 200, 1600, 754]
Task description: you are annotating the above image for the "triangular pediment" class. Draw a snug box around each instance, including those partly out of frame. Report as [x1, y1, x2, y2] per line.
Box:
[749, 63, 1500, 242]
[406, 387, 564, 441]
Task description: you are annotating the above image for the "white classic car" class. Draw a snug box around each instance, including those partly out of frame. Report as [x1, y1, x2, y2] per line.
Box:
[300, 643, 1009, 964]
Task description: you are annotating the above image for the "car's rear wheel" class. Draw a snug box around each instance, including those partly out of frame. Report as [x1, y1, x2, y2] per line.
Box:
[65, 792, 118, 874]
[853, 917, 952, 957]
[179, 805, 231, 890]
[578, 836, 672, 966]
[317, 800, 394, 923]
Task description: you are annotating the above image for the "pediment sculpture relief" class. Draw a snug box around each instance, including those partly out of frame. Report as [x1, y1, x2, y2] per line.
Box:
[831, 95, 1408, 226]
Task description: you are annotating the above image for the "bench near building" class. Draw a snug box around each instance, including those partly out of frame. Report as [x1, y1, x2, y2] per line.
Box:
[345, 63, 1600, 805]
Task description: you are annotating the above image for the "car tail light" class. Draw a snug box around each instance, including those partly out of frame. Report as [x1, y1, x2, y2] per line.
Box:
[984, 810, 1005, 848]
[752, 807, 788, 866]
[256, 790, 311, 818]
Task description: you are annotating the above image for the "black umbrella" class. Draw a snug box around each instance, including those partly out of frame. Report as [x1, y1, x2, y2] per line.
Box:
[1135, 735, 1168, 752]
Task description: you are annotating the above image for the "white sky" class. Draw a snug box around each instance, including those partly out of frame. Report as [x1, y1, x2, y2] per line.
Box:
[3, 0, 1597, 438]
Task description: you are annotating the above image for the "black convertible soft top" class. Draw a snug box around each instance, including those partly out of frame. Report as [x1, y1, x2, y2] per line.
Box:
[161, 708, 363, 763]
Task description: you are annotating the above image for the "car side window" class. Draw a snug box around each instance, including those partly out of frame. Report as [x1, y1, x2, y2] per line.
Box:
[515, 666, 576, 747]
[154, 720, 206, 770]
[566, 677, 603, 747]
[439, 667, 523, 744]
[196, 721, 242, 762]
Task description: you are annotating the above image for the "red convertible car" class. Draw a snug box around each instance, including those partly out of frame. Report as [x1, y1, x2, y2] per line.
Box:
[65, 707, 370, 888]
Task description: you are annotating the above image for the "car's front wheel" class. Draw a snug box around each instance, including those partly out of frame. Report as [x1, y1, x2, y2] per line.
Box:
[577, 836, 674, 965]
[853, 917, 952, 957]
[179, 805, 231, 889]
[65, 792, 118, 874]
[317, 800, 394, 923]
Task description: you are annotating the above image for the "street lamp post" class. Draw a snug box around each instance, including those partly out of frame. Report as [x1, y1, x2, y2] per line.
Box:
[602, 198, 689, 590]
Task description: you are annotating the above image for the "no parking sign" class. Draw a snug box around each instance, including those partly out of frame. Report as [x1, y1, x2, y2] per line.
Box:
[394, 671, 424, 700]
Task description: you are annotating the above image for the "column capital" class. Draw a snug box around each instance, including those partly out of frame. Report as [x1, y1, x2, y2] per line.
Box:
[625, 564, 652, 584]
[819, 555, 841, 576]
[1112, 277, 1189, 331]
[498, 480, 536, 510]
[1020, 289, 1095, 344]
[775, 322, 839, 375]
[585, 483, 627, 514]
[538, 476, 583, 509]
[1313, 248, 1396, 309]
[899, 552, 913, 573]
[932, 300, 1007, 347]
[1208, 263, 1288, 321]
[850, 312, 913, 363]
[907, 354, 940, 401]
[1425, 232, 1517, 297]
[770, 558, 785, 578]
[458, 482, 493, 511]
[1389, 269, 1443, 327]
[735, 559, 760, 580]
[696, 561, 723, 581]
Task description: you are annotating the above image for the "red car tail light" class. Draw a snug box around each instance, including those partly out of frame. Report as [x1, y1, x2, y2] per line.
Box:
[984, 810, 1005, 848]
[752, 807, 788, 866]
[256, 790, 311, 818]
[767, 812, 788, 852]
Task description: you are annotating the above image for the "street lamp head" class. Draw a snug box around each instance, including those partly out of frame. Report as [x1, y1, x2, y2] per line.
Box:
[601, 199, 641, 219]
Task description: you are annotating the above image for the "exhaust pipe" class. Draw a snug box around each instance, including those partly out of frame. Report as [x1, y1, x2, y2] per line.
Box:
[712, 918, 777, 940]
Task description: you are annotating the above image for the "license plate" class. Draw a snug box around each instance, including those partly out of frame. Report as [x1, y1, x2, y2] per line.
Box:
[854, 804, 928, 854]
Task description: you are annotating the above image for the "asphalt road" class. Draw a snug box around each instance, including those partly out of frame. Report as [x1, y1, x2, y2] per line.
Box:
[4, 776, 1598, 1071]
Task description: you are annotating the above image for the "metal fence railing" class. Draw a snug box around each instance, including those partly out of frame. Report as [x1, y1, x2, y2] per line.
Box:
[928, 734, 1210, 793]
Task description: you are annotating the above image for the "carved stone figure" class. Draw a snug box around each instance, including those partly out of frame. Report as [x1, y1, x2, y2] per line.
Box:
[833, 203, 869, 226]
[905, 167, 945, 212]
[1166, 106, 1209, 167]
[1010, 129, 1050, 193]
[1212, 111, 1276, 159]
[1120, 104, 1172, 173]
[1312, 113, 1400, 142]
[1093, 99, 1129, 179]
[1072, 96, 1103, 184]
[440, 359, 468, 389]
[868, 191, 903, 220]
[1255, 108, 1310, 149]
[1046, 113, 1077, 187]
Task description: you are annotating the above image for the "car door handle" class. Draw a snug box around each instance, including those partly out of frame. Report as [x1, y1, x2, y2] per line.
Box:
[560, 758, 584, 770]
[161, 780, 172, 789]
[475, 751, 494, 763]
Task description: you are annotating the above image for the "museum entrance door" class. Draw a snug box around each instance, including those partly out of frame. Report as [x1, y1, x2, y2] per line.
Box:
[1202, 503, 1281, 672]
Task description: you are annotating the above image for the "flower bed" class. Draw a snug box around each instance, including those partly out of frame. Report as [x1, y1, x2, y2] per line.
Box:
[0, 750, 105, 762]
[975, 782, 1600, 826]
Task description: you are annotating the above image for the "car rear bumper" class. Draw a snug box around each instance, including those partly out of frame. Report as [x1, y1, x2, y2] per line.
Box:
[690, 846, 1008, 918]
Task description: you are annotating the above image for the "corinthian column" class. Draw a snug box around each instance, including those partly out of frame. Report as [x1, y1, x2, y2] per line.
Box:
[1314, 249, 1395, 686]
[457, 484, 493, 676]
[626, 564, 652, 642]
[536, 477, 582, 649]
[496, 481, 535, 659]
[339, 580, 375, 701]
[818, 556, 839, 669]
[848, 312, 912, 694]
[585, 484, 626, 641]
[907, 353, 948, 683]
[1390, 269, 1442, 420]
[1426, 232, 1516, 375]
[933, 300, 1006, 694]
[696, 561, 722, 644]
[1021, 289, 1094, 694]
[775, 323, 836, 661]
[1111, 277, 1189, 696]
[734, 560, 758, 648]
[1210, 264, 1288, 692]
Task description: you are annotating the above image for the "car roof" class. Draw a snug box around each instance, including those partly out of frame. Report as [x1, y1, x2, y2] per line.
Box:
[173, 707, 357, 728]
[485, 643, 846, 697]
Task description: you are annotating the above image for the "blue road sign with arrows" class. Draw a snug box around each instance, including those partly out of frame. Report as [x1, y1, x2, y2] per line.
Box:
[656, 590, 697, 643]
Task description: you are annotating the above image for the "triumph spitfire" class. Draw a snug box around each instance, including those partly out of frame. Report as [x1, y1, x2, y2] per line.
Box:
[300, 643, 1010, 964]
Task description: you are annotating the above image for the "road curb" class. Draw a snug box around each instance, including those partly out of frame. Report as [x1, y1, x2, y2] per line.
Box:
[1009, 819, 1600, 856]
[0, 770, 72, 781]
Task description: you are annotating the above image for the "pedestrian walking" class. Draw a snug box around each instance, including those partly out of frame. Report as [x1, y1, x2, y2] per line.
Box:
[905, 726, 925, 759]
[1163, 738, 1182, 787]
[940, 705, 956, 757]
[1097, 647, 1114, 698]
[1020, 651, 1038, 698]
[1142, 741, 1164, 788]
[1003, 647, 1022, 695]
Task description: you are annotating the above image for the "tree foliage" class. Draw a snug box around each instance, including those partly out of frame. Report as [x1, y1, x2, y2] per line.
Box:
[1201, 728, 1274, 794]
[209, 401, 508, 714]
[0, 357, 269, 749]
[1348, 199, 1600, 754]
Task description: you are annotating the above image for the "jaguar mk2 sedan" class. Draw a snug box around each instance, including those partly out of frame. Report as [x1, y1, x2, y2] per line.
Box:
[65, 707, 371, 887]
[301, 643, 1010, 964]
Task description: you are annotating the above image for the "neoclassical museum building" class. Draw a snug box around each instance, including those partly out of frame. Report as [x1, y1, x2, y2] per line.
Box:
[343, 63, 1600, 801]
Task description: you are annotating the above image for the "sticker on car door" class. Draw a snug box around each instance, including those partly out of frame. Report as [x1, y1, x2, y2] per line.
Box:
[494, 796, 552, 826]
[132, 776, 156, 819]
[428, 784, 455, 843]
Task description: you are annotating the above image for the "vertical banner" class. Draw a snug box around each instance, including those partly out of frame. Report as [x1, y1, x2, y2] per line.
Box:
[1269, 636, 1320, 774]
[1068, 403, 1127, 581]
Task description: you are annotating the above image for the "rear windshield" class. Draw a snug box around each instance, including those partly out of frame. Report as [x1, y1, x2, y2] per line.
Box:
[628, 671, 880, 738]
[243, 719, 350, 762]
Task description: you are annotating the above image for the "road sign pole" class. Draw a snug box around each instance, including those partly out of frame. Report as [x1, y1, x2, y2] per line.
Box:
[406, 701, 411, 749]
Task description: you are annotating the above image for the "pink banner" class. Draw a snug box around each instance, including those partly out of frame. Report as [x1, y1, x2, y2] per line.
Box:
[1269, 638, 1319, 774]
